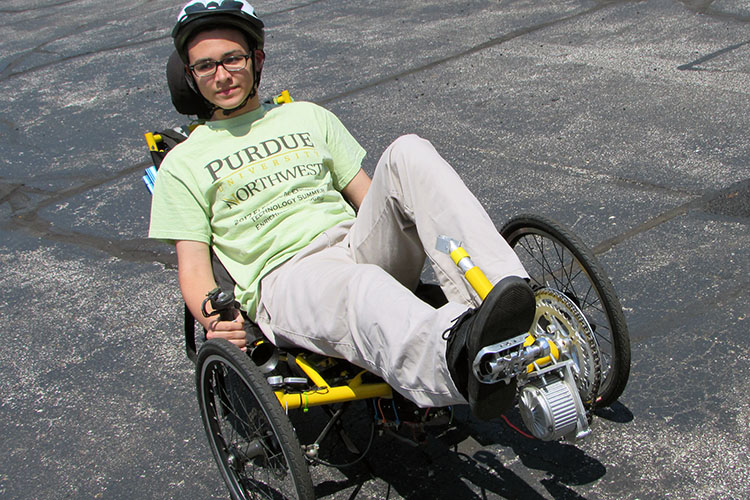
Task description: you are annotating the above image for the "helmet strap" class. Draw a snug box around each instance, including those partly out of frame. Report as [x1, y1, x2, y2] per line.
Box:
[183, 70, 216, 118]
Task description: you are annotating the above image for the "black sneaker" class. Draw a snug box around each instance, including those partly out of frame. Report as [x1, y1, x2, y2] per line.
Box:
[444, 276, 535, 420]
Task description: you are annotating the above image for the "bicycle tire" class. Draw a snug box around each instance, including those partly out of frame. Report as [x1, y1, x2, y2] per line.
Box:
[501, 214, 631, 407]
[196, 339, 315, 500]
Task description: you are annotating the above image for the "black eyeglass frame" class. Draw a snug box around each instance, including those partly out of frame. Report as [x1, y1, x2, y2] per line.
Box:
[189, 54, 252, 78]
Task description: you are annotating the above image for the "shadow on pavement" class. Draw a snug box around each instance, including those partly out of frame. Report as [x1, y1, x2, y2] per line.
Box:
[297, 404, 611, 499]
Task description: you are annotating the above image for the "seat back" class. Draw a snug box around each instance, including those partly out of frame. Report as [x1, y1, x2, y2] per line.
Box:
[166, 50, 214, 119]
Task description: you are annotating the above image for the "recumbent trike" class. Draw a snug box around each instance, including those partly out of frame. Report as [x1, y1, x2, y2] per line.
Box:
[143, 79, 631, 500]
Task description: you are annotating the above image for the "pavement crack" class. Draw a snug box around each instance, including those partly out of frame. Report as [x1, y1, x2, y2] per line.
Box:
[0, 34, 170, 82]
[6, 161, 151, 216]
[317, 1, 631, 105]
[677, 0, 750, 22]
[608, 175, 702, 198]
[263, 0, 328, 16]
[592, 178, 750, 255]
[6, 211, 176, 268]
[0, 0, 171, 82]
[629, 279, 748, 343]
[0, 0, 319, 82]
[0, 0, 79, 14]
[0, 160, 173, 266]
[0, 182, 54, 213]
[677, 40, 750, 71]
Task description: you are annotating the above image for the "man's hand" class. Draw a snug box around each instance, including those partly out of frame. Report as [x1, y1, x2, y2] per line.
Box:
[206, 309, 247, 350]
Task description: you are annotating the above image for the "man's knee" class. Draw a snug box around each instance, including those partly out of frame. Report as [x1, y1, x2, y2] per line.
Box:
[389, 134, 433, 159]
[383, 134, 444, 177]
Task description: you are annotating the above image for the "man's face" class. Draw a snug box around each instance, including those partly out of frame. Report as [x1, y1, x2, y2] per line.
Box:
[187, 28, 262, 118]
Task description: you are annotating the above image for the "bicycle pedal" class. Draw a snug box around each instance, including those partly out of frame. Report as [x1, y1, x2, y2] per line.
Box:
[473, 333, 528, 363]
[472, 333, 529, 383]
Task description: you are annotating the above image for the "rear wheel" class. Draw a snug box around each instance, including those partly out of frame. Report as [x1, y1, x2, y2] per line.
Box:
[196, 339, 315, 500]
[501, 214, 631, 407]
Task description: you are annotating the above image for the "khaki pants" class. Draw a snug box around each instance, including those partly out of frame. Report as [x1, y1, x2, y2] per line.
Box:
[256, 135, 527, 407]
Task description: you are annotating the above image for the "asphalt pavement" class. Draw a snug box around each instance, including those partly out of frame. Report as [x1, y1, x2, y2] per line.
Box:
[1, 0, 748, 499]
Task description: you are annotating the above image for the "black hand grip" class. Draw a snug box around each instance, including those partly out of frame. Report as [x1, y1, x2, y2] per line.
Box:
[202, 287, 236, 321]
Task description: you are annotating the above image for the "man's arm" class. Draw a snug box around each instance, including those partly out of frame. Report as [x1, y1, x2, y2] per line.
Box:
[341, 168, 371, 210]
[176, 240, 247, 349]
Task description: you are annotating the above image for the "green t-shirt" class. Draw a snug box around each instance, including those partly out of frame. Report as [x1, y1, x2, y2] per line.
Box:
[149, 101, 366, 319]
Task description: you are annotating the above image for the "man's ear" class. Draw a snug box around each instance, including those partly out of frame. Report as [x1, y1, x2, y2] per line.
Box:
[254, 49, 265, 72]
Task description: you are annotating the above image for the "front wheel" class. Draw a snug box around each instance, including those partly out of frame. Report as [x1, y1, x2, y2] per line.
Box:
[196, 339, 315, 500]
[501, 214, 631, 408]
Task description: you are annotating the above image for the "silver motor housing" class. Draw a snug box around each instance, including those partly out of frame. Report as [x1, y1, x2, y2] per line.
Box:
[518, 360, 590, 441]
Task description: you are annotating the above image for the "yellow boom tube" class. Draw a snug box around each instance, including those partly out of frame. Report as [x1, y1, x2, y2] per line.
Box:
[275, 354, 392, 410]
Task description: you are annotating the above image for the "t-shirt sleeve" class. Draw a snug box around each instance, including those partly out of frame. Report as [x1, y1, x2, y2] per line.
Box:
[148, 162, 212, 245]
[320, 107, 367, 191]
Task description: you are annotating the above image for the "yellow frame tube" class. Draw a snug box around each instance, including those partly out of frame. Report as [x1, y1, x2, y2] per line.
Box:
[144, 132, 161, 152]
[448, 247, 493, 300]
[275, 355, 392, 410]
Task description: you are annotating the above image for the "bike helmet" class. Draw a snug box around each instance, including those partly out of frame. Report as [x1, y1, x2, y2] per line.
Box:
[172, 0, 264, 64]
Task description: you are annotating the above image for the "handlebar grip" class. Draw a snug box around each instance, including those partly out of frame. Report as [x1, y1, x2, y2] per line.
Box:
[207, 288, 236, 321]
[218, 308, 234, 322]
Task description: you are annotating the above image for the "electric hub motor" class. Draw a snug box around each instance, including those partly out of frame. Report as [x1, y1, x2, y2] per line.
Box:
[517, 288, 603, 441]
[519, 369, 584, 441]
[471, 288, 603, 441]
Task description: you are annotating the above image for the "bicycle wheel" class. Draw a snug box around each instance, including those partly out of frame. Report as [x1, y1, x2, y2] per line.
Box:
[196, 339, 315, 500]
[500, 214, 631, 407]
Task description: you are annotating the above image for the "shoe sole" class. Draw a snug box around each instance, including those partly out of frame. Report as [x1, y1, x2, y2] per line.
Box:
[467, 276, 535, 420]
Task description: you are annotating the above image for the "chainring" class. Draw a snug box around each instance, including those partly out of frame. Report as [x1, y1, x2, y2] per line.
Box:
[532, 288, 602, 405]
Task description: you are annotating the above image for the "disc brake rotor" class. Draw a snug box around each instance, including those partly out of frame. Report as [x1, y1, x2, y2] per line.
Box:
[532, 288, 602, 404]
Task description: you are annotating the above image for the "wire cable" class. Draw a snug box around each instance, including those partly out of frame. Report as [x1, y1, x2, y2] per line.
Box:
[501, 414, 535, 439]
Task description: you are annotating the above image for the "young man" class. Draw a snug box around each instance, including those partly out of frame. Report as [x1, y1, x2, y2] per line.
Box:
[149, 0, 536, 420]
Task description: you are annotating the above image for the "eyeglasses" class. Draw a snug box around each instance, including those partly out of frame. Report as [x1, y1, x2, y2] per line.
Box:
[189, 54, 251, 78]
